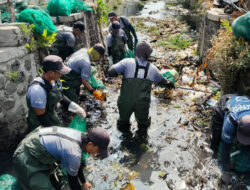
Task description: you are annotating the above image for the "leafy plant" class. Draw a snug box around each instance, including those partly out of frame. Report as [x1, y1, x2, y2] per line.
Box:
[37, 67, 44, 75]
[4, 71, 19, 81]
[36, 29, 57, 48]
[220, 19, 232, 33]
[26, 37, 35, 52]
[19, 23, 35, 38]
[158, 34, 193, 50]
[96, 0, 111, 24]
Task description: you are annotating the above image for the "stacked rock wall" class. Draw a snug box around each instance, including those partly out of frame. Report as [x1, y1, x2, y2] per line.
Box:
[0, 23, 40, 152]
[0, 7, 102, 153]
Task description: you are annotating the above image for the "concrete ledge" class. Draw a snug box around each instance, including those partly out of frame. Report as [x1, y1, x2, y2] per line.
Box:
[0, 25, 24, 47]
[52, 12, 85, 25]
[0, 46, 28, 63]
[207, 8, 231, 22]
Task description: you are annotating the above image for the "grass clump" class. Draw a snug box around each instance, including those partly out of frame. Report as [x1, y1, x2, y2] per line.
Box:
[158, 34, 193, 50]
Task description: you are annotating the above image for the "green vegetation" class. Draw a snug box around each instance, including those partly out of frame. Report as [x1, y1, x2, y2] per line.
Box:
[36, 29, 57, 48]
[147, 26, 160, 36]
[19, 24, 35, 38]
[26, 37, 35, 52]
[97, 0, 111, 24]
[136, 1, 145, 9]
[207, 19, 250, 93]
[158, 34, 193, 50]
[4, 71, 19, 81]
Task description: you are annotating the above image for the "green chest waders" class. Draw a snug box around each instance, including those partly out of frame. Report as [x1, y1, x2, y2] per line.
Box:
[117, 59, 153, 131]
[111, 35, 126, 64]
[13, 127, 82, 190]
[27, 80, 63, 131]
[61, 70, 82, 103]
[120, 18, 133, 51]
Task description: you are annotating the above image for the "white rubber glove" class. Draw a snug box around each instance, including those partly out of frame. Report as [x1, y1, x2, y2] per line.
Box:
[68, 102, 86, 118]
[125, 44, 129, 51]
[108, 56, 113, 66]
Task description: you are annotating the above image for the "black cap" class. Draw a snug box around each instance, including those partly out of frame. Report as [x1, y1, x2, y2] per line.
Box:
[93, 43, 105, 57]
[111, 21, 120, 30]
[42, 55, 71, 74]
[108, 12, 117, 18]
[73, 21, 85, 32]
[88, 127, 110, 159]
[237, 115, 250, 145]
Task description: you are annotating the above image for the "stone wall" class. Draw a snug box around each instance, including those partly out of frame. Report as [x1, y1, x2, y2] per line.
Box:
[0, 23, 40, 152]
[0, 6, 102, 153]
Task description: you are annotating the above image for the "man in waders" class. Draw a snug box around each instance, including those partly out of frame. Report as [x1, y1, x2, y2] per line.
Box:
[13, 126, 110, 190]
[210, 95, 250, 185]
[49, 21, 85, 61]
[27, 55, 86, 132]
[107, 41, 175, 141]
[108, 12, 138, 52]
[107, 21, 128, 65]
[62, 43, 106, 103]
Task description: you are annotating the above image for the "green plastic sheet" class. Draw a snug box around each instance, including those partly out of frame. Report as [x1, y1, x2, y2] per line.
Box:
[232, 12, 250, 40]
[17, 9, 57, 35]
[0, 174, 20, 190]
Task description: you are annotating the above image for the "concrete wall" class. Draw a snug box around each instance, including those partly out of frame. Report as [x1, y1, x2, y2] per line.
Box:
[197, 8, 230, 63]
[0, 7, 102, 153]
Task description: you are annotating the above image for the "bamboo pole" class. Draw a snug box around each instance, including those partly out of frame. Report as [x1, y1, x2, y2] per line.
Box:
[7, 0, 15, 22]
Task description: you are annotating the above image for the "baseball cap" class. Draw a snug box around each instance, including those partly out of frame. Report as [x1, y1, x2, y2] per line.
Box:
[73, 21, 85, 32]
[42, 55, 71, 74]
[237, 115, 250, 145]
[93, 43, 105, 58]
[88, 127, 110, 159]
[108, 12, 117, 18]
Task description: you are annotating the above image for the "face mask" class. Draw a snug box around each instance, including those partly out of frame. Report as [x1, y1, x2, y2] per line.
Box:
[87, 48, 101, 62]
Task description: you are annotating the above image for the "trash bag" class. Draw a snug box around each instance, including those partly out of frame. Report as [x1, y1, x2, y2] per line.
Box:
[17, 9, 57, 35]
[217, 140, 250, 172]
[162, 71, 175, 84]
[0, 174, 20, 190]
[232, 12, 250, 40]
[123, 49, 135, 58]
[1, 12, 11, 23]
[68, 115, 88, 162]
[70, 0, 93, 13]
[88, 74, 105, 89]
[47, 0, 71, 16]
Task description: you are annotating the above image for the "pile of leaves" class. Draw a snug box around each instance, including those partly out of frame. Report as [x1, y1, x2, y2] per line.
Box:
[206, 20, 250, 93]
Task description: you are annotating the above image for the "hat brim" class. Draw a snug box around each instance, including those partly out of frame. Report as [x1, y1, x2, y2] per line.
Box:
[237, 130, 250, 145]
[57, 65, 71, 75]
[99, 148, 109, 159]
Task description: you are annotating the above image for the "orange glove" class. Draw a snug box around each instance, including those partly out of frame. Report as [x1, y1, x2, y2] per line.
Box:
[93, 90, 105, 101]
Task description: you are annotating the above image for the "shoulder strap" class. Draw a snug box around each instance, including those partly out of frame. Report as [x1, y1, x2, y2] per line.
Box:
[39, 126, 81, 145]
[134, 59, 150, 79]
[29, 77, 51, 95]
[225, 97, 239, 127]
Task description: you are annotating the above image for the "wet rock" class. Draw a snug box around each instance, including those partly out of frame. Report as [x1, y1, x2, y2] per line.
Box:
[5, 81, 17, 95]
[24, 59, 31, 71]
[167, 179, 175, 190]
[11, 59, 21, 71]
[16, 71, 26, 83]
[0, 75, 5, 90]
[17, 85, 26, 96]
[2, 97, 15, 110]
[28, 75, 33, 84]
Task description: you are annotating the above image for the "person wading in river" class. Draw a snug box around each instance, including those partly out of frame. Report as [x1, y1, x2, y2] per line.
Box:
[107, 41, 174, 141]
[61, 44, 106, 103]
[108, 12, 138, 52]
[13, 126, 110, 190]
[107, 21, 128, 65]
[49, 21, 85, 61]
[210, 95, 250, 185]
[26, 55, 86, 132]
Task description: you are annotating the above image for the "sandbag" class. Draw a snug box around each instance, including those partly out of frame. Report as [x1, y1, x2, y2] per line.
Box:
[123, 49, 135, 59]
[47, 0, 71, 16]
[68, 115, 88, 162]
[17, 9, 57, 35]
[217, 140, 250, 172]
[0, 174, 20, 190]
[70, 0, 93, 13]
[232, 12, 250, 40]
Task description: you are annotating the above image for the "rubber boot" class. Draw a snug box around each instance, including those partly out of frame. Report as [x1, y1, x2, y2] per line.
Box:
[135, 117, 151, 143]
[117, 120, 134, 148]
